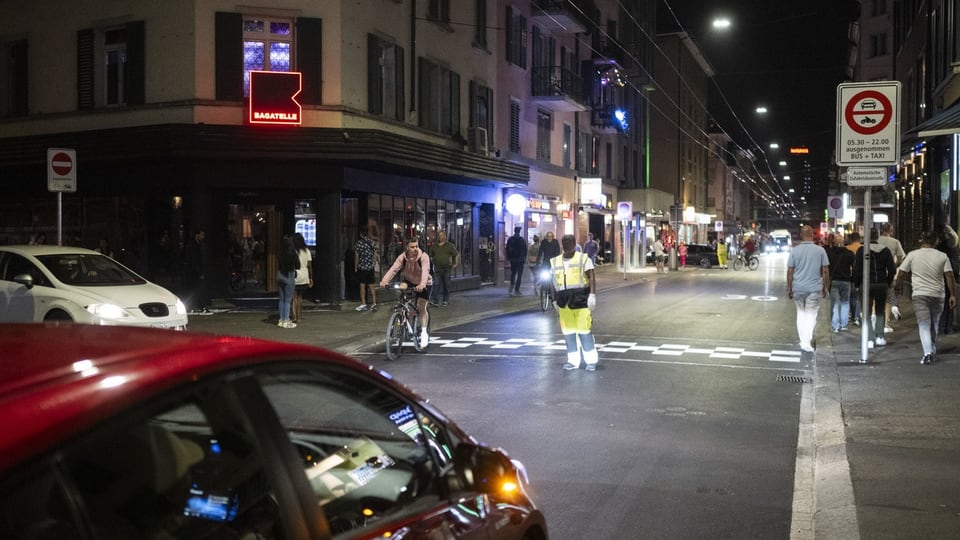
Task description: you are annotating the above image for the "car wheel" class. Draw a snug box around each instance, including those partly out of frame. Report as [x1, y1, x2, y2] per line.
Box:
[43, 310, 73, 322]
[699, 257, 711, 269]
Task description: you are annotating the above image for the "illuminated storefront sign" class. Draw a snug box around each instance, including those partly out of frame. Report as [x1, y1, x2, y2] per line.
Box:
[249, 71, 302, 125]
[580, 177, 603, 206]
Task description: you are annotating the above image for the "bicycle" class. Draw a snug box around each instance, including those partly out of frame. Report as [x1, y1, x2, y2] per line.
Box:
[537, 266, 553, 311]
[384, 283, 429, 361]
[733, 251, 760, 271]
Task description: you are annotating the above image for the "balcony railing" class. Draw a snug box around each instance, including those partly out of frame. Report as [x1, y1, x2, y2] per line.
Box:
[531, 66, 589, 112]
[529, 0, 595, 34]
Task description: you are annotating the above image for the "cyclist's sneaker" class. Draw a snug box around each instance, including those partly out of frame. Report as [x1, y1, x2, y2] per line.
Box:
[370, 304, 379, 312]
[284, 321, 297, 329]
[277, 320, 284, 327]
[356, 304, 369, 311]
[420, 329, 429, 347]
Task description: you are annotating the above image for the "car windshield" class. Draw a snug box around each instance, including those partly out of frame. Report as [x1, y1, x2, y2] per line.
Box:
[37, 253, 147, 286]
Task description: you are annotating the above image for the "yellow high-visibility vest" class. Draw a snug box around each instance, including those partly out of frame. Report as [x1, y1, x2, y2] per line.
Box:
[550, 252, 589, 291]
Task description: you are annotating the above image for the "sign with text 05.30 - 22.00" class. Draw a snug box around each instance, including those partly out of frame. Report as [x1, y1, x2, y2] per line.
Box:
[835, 81, 900, 167]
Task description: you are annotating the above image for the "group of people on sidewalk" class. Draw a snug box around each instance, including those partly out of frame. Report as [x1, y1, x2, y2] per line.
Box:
[787, 223, 958, 364]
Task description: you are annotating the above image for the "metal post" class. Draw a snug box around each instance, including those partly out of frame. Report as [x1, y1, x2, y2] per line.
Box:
[861, 187, 872, 362]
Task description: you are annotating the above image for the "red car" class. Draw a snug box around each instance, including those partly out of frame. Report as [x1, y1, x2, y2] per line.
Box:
[0, 324, 547, 540]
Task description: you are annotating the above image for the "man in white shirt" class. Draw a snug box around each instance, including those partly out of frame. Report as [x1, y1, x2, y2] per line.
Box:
[894, 231, 957, 364]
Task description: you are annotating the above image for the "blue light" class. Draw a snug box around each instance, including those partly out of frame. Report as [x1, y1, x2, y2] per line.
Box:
[613, 109, 629, 133]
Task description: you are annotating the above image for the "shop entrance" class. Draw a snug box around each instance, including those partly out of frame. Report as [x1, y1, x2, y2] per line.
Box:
[227, 204, 281, 294]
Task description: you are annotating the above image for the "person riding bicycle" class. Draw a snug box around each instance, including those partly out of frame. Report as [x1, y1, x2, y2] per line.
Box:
[741, 236, 757, 260]
[380, 237, 433, 347]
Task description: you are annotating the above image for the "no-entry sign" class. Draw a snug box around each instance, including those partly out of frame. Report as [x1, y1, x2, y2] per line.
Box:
[836, 82, 900, 166]
[47, 148, 77, 193]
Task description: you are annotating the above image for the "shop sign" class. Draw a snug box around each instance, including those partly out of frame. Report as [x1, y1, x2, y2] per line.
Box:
[249, 71, 302, 125]
[580, 177, 603, 206]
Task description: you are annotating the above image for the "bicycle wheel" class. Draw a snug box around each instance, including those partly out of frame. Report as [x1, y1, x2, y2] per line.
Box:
[748, 256, 760, 271]
[733, 257, 744, 271]
[385, 311, 405, 360]
[540, 285, 550, 311]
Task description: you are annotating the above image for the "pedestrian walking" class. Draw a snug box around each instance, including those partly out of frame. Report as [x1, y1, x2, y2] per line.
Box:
[853, 229, 897, 348]
[678, 242, 687, 267]
[846, 232, 863, 326]
[653, 238, 666, 273]
[786, 226, 830, 352]
[276, 234, 300, 329]
[549, 234, 598, 371]
[877, 223, 906, 329]
[584, 233, 600, 264]
[826, 233, 855, 333]
[505, 226, 527, 296]
[354, 230, 379, 311]
[527, 234, 541, 286]
[184, 228, 209, 313]
[429, 230, 459, 306]
[934, 223, 960, 334]
[894, 231, 957, 364]
[291, 232, 313, 323]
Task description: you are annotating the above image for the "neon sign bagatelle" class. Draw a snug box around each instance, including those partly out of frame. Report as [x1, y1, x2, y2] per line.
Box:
[248, 70, 302, 126]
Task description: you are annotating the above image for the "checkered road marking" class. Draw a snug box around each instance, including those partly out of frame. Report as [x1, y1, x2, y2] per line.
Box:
[427, 337, 803, 363]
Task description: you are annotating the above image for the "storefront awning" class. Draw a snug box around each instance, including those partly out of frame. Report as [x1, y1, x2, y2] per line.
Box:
[906, 100, 960, 138]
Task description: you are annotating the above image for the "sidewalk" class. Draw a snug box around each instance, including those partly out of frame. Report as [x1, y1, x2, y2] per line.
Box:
[188, 266, 960, 539]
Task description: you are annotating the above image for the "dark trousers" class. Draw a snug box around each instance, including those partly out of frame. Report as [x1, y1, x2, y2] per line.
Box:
[509, 260, 524, 292]
[434, 267, 452, 302]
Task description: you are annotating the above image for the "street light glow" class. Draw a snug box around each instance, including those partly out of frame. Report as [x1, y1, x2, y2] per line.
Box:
[712, 17, 731, 30]
[769, 143, 780, 149]
[755, 106, 768, 114]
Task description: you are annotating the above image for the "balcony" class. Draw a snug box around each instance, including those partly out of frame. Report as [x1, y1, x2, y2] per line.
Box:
[531, 66, 589, 112]
[592, 36, 626, 71]
[529, 0, 594, 35]
[591, 104, 628, 134]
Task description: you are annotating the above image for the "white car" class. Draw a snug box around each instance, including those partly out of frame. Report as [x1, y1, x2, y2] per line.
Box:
[0, 245, 187, 329]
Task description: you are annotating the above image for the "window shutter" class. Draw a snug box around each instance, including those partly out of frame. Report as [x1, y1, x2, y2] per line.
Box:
[450, 71, 460, 135]
[418, 57, 429, 128]
[215, 12, 243, 101]
[505, 7, 513, 63]
[394, 45, 405, 121]
[484, 86, 493, 140]
[77, 29, 94, 109]
[125, 20, 145, 105]
[367, 34, 382, 114]
[297, 17, 322, 105]
[468, 80, 477, 127]
[12, 40, 28, 115]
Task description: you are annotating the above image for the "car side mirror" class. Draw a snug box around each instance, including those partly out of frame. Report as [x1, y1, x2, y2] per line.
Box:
[13, 273, 34, 289]
[452, 443, 520, 496]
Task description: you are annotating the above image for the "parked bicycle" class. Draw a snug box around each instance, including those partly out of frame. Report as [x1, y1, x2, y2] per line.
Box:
[733, 251, 760, 271]
[384, 283, 429, 360]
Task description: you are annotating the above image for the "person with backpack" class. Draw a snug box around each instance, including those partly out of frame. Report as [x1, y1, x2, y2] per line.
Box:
[853, 229, 897, 348]
[380, 237, 433, 347]
[505, 226, 527, 296]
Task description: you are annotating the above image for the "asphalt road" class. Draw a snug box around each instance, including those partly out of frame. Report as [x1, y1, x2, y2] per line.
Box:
[353, 256, 812, 539]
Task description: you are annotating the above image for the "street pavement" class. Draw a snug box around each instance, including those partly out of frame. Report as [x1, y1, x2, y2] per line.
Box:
[187, 264, 960, 539]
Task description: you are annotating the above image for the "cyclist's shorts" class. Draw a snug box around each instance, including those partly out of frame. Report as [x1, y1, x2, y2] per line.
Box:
[557, 306, 592, 334]
[403, 281, 432, 300]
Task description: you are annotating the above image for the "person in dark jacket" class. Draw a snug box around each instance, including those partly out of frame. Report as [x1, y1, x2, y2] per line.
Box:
[934, 222, 960, 334]
[853, 229, 897, 347]
[276, 235, 300, 329]
[827, 233, 856, 332]
[536, 231, 561, 270]
[505, 227, 527, 296]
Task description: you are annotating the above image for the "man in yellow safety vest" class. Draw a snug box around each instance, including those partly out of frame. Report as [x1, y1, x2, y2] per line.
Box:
[550, 234, 598, 371]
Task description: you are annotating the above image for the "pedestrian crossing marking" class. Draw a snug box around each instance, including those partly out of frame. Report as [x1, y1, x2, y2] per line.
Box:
[426, 335, 806, 364]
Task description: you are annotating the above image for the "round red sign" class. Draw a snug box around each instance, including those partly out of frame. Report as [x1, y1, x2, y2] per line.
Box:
[844, 90, 892, 136]
[51, 152, 73, 176]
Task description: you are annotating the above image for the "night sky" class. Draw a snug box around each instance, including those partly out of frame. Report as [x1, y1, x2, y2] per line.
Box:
[657, 0, 856, 212]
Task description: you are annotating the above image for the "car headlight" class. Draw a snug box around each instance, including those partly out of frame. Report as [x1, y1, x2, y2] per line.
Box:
[85, 303, 130, 320]
[176, 299, 187, 315]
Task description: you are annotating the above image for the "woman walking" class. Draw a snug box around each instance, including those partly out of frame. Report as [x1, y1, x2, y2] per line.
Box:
[277, 235, 300, 328]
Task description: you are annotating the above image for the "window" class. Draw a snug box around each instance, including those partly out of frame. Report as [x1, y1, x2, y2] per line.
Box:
[428, 0, 451, 24]
[474, 0, 488, 48]
[505, 6, 527, 68]
[536, 109, 551, 162]
[0, 385, 286, 538]
[0, 40, 28, 116]
[243, 16, 293, 97]
[562, 124, 572, 169]
[871, 0, 886, 16]
[870, 33, 888, 57]
[469, 81, 494, 140]
[418, 58, 460, 135]
[77, 21, 144, 109]
[259, 367, 459, 536]
[368, 35, 405, 121]
[509, 100, 521, 153]
[104, 28, 127, 105]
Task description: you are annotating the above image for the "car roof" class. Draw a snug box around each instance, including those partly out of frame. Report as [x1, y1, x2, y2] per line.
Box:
[0, 245, 101, 257]
[0, 324, 400, 473]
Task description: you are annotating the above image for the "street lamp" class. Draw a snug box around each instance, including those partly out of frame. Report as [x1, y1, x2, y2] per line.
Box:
[712, 17, 732, 30]
[755, 106, 768, 114]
